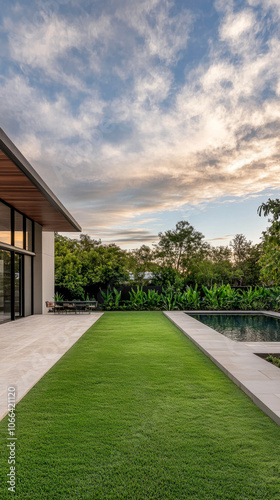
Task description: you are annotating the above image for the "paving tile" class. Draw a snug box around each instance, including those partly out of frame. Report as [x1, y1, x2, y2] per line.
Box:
[243, 380, 280, 393]
[259, 369, 280, 380]
[253, 394, 280, 410]
[226, 370, 271, 381]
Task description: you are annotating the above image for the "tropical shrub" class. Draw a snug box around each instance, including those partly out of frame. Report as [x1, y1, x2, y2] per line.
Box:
[201, 284, 240, 310]
[128, 287, 148, 310]
[161, 288, 178, 311]
[238, 287, 276, 310]
[98, 284, 280, 311]
[146, 289, 162, 310]
[183, 285, 201, 310]
[100, 287, 122, 310]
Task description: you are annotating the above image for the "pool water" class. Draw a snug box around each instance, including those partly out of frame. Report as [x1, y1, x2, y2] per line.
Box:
[190, 314, 280, 342]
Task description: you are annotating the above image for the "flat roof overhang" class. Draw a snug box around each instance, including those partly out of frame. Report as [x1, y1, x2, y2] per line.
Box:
[0, 128, 81, 232]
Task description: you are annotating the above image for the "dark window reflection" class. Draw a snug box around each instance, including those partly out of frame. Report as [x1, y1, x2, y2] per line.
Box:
[26, 218, 33, 251]
[0, 250, 11, 323]
[14, 253, 23, 318]
[14, 211, 24, 249]
[0, 201, 11, 245]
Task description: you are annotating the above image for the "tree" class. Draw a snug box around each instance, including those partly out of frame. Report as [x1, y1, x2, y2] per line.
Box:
[79, 233, 101, 251]
[257, 198, 280, 222]
[239, 244, 262, 286]
[154, 221, 207, 272]
[55, 233, 80, 255]
[208, 246, 234, 285]
[55, 234, 130, 299]
[258, 199, 280, 285]
[229, 234, 261, 285]
[93, 244, 130, 288]
[188, 246, 234, 286]
[151, 266, 184, 288]
[210, 245, 232, 263]
[127, 245, 155, 283]
[230, 234, 252, 265]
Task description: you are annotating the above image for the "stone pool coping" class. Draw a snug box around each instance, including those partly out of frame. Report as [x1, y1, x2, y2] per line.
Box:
[164, 311, 280, 427]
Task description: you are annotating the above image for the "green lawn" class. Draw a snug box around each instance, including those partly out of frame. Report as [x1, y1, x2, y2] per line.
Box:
[1, 312, 280, 499]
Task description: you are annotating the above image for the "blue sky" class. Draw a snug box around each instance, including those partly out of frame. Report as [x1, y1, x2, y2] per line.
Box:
[1, 0, 280, 248]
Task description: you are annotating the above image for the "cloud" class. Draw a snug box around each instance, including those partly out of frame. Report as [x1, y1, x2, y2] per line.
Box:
[0, 0, 280, 246]
[219, 9, 256, 42]
[248, 0, 280, 16]
[4, 12, 112, 90]
[90, 228, 158, 243]
[208, 235, 233, 241]
[116, 0, 193, 64]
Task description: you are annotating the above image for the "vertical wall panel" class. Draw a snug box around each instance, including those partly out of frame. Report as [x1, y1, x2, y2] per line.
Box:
[42, 232, 54, 313]
[33, 223, 42, 314]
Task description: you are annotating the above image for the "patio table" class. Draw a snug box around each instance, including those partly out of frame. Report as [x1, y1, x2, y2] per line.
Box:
[46, 301, 98, 314]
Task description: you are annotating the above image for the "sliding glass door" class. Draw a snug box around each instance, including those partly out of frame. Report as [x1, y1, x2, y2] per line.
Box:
[0, 251, 24, 323]
[0, 199, 35, 323]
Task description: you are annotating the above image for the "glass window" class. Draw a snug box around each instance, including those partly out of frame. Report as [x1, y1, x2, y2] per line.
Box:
[14, 253, 23, 318]
[0, 250, 11, 323]
[24, 255, 32, 316]
[26, 218, 33, 251]
[0, 201, 11, 245]
[14, 211, 24, 249]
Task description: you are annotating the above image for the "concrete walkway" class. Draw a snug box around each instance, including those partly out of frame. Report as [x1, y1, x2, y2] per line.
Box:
[0, 313, 103, 421]
[164, 311, 280, 427]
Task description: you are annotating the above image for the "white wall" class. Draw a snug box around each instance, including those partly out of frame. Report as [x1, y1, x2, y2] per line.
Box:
[33, 224, 54, 314]
[42, 231, 54, 314]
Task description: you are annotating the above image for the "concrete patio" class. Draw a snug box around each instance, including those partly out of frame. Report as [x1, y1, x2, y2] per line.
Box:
[0, 313, 103, 421]
[165, 311, 280, 427]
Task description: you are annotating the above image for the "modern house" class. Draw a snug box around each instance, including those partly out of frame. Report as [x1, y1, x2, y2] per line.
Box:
[0, 128, 81, 324]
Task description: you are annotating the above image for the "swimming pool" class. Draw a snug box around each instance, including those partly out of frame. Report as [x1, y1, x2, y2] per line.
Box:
[189, 313, 280, 342]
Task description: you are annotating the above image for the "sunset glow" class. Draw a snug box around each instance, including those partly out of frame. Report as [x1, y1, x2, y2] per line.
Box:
[1, 0, 279, 247]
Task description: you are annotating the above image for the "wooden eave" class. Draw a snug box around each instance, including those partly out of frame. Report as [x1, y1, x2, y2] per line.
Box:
[0, 129, 81, 232]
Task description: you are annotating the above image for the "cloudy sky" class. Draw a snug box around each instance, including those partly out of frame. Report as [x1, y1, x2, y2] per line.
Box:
[1, 0, 280, 248]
